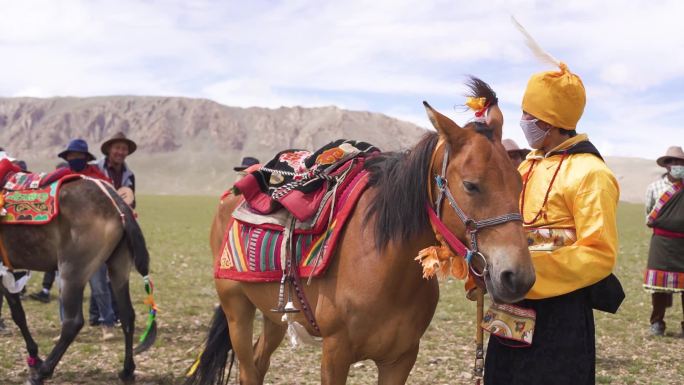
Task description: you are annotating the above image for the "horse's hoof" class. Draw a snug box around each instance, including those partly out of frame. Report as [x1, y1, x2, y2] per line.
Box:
[118, 369, 136, 384]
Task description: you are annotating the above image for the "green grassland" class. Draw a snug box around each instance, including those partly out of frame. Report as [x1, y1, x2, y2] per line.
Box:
[1, 197, 683, 384]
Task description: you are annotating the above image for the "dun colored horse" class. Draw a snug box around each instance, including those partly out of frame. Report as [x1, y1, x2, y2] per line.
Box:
[187, 78, 535, 385]
[0, 178, 154, 385]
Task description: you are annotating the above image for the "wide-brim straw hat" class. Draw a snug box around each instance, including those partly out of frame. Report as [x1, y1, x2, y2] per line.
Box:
[656, 146, 684, 167]
[502, 138, 531, 158]
[101, 132, 137, 156]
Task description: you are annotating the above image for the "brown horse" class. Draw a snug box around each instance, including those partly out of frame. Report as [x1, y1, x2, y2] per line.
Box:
[187, 78, 535, 385]
[0, 177, 155, 385]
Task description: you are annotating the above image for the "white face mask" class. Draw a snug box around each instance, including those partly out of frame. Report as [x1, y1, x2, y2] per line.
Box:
[520, 119, 548, 149]
[670, 165, 684, 179]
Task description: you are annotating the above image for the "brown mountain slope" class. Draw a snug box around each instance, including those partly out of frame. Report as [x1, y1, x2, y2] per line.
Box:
[0, 96, 427, 195]
[0, 96, 655, 202]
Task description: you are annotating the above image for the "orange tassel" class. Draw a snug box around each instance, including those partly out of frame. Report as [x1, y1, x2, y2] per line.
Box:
[143, 294, 158, 312]
[416, 234, 469, 280]
[415, 246, 442, 279]
[450, 256, 468, 280]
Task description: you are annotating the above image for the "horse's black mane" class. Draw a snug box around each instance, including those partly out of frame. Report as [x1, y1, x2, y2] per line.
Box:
[364, 76, 497, 251]
[364, 132, 438, 251]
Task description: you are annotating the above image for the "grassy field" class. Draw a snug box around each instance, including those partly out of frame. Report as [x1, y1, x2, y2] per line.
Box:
[1, 197, 683, 384]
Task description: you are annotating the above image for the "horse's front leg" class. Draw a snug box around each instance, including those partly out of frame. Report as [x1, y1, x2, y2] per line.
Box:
[28, 281, 85, 385]
[376, 344, 420, 385]
[2, 289, 44, 373]
[321, 335, 354, 385]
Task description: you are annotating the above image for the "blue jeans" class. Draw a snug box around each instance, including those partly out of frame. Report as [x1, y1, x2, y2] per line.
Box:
[87, 264, 115, 327]
[89, 282, 119, 324]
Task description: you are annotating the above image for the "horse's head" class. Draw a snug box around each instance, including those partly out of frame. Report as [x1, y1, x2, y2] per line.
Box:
[423, 78, 535, 303]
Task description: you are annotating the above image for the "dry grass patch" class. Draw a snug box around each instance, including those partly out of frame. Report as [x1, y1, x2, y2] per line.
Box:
[1, 199, 682, 384]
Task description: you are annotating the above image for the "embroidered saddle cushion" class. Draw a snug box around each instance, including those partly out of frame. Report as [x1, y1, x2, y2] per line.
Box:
[1, 174, 82, 225]
[2, 168, 72, 191]
[234, 139, 379, 222]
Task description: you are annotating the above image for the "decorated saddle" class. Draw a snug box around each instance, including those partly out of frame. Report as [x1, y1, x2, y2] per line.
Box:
[216, 140, 379, 282]
[1, 172, 82, 225]
[234, 139, 378, 222]
[2, 167, 72, 191]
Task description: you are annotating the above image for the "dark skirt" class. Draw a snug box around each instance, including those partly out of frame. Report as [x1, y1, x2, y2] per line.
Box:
[647, 234, 684, 272]
[484, 289, 595, 385]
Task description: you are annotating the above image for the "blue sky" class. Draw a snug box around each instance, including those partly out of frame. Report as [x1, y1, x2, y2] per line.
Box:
[1, 0, 683, 159]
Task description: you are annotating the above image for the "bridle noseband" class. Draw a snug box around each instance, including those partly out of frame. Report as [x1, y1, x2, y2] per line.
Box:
[431, 141, 523, 282]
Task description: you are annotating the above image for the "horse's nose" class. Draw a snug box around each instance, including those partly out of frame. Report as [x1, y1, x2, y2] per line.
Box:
[499, 269, 535, 297]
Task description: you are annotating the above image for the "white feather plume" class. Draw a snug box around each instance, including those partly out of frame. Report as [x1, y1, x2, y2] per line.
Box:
[511, 16, 561, 69]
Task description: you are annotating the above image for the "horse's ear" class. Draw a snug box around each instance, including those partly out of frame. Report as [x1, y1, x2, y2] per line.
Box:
[423, 101, 462, 139]
[486, 104, 503, 142]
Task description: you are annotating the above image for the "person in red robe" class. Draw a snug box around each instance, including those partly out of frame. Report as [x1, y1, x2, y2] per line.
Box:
[57, 139, 111, 183]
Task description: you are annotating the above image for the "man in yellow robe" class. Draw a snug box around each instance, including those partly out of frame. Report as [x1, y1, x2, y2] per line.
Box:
[484, 62, 622, 385]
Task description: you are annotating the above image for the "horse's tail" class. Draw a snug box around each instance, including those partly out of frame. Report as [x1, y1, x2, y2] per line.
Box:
[95, 180, 150, 276]
[120, 201, 150, 277]
[185, 306, 234, 385]
[95, 179, 156, 353]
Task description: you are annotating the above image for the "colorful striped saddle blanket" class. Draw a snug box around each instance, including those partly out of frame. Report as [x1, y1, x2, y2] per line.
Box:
[215, 166, 370, 282]
[1, 174, 81, 225]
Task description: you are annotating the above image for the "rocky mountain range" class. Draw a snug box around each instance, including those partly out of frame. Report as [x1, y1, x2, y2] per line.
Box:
[0, 96, 655, 203]
[0, 96, 426, 195]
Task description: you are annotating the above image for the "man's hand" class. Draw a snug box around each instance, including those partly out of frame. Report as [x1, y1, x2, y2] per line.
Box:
[117, 186, 135, 206]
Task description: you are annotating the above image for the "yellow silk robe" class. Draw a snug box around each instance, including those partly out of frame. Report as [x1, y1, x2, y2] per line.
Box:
[519, 134, 619, 299]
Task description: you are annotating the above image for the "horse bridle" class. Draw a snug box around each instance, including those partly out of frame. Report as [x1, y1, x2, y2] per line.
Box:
[432, 141, 523, 282]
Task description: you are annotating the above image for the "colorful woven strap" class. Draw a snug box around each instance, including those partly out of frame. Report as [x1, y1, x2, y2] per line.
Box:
[647, 181, 682, 225]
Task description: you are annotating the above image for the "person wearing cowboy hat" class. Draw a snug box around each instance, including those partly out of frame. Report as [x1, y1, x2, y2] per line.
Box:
[58, 139, 111, 182]
[643, 146, 684, 337]
[502, 138, 531, 168]
[234, 156, 260, 173]
[95, 132, 137, 208]
[484, 47, 621, 384]
[91, 132, 138, 331]
[234, 156, 260, 177]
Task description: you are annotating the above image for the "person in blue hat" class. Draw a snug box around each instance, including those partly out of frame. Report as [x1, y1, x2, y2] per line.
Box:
[56, 139, 117, 340]
[58, 139, 111, 181]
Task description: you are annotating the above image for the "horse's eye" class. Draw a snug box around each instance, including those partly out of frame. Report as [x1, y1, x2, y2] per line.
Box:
[463, 181, 480, 194]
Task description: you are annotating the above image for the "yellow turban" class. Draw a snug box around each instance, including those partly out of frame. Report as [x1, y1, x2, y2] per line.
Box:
[522, 63, 586, 130]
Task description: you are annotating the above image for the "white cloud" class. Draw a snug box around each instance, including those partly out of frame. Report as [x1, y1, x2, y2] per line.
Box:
[0, 0, 683, 158]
